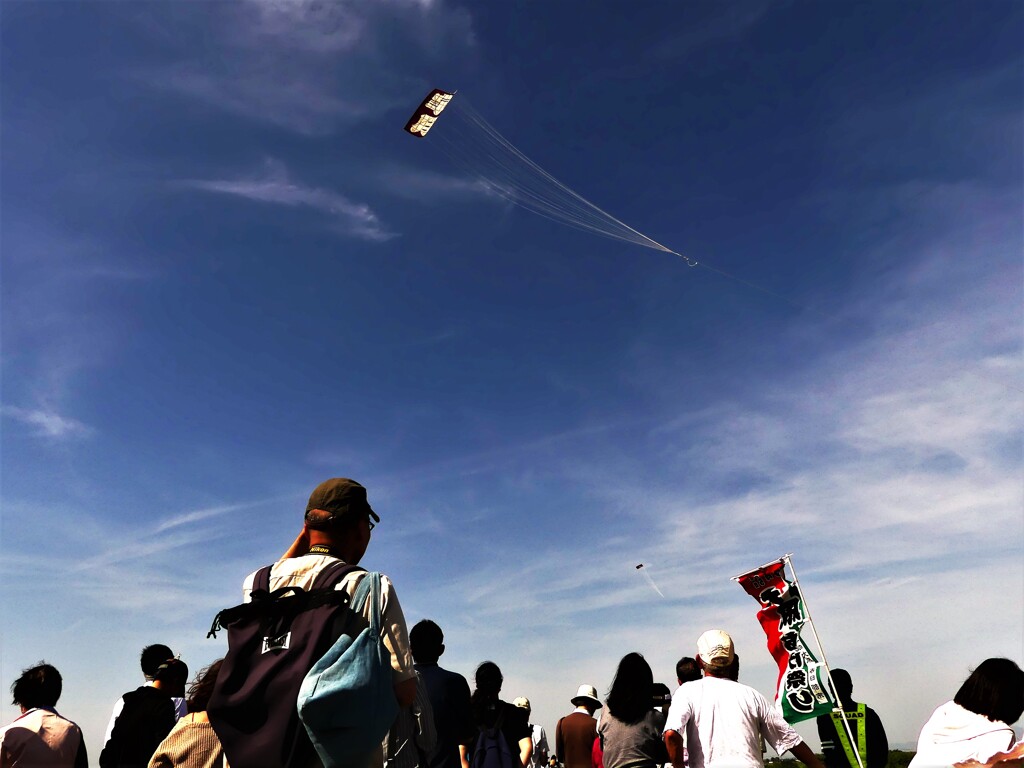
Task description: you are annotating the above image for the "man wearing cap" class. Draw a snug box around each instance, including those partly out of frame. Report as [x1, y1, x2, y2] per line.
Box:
[514, 697, 549, 768]
[556, 685, 602, 768]
[247, 477, 418, 764]
[663, 630, 825, 768]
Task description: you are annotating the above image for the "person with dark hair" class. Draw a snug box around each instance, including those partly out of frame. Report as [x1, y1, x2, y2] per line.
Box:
[672, 655, 701, 766]
[148, 660, 225, 768]
[597, 653, 669, 768]
[142, 646, 176, 680]
[676, 658, 701, 687]
[556, 684, 602, 768]
[909, 658, 1024, 768]
[101, 658, 189, 768]
[411, 619, 475, 768]
[156, 658, 190, 716]
[816, 669, 888, 768]
[722, 655, 739, 683]
[468, 662, 532, 767]
[663, 630, 824, 768]
[0, 662, 88, 767]
[101, 644, 187, 760]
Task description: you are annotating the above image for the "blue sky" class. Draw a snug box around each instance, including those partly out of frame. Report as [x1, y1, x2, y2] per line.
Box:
[1, 0, 1021, 757]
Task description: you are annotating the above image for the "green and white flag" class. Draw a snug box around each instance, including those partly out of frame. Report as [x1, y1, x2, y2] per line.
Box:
[736, 558, 834, 723]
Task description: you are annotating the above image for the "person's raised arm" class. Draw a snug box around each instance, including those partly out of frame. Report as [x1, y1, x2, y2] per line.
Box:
[789, 740, 826, 768]
[280, 525, 311, 559]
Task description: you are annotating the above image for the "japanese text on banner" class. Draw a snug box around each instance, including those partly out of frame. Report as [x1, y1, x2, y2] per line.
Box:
[737, 560, 834, 723]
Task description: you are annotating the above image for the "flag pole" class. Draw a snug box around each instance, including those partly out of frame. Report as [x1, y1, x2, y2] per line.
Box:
[784, 555, 864, 768]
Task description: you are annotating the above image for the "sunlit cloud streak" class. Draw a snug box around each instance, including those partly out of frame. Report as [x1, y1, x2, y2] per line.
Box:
[1, 405, 91, 439]
[183, 160, 397, 241]
[378, 165, 503, 202]
[141, 63, 368, 136]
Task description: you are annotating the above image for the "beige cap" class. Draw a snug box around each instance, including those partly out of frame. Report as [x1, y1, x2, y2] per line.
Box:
[513, 696, 531, 711]
[696, 629, 735, 665]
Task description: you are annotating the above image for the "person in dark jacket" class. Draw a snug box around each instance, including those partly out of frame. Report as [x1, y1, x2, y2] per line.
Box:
[816, 669, 888, 768]
[411, 619, 475, 768]
[100, 658, 188, 768]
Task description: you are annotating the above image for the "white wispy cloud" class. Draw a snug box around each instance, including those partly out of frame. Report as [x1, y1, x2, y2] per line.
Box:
[1, 405, 91, 439]
[652, 1, 776, 60]
[153, 502, 255, 534]
[243, 0, 367, 53]
[133, 0, 476, 135]
[0, 225, 154, 446]
[378, 165, 502, 202]
[1, 492, 284, 609]
[142, 63, 369, 136]
[183, 160, 397, 241]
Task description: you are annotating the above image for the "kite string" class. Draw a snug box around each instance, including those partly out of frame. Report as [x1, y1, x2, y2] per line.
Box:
[455, 98, 688, 260]
[429, 93, 833, 305]
[432, 106, 650, 248]
[416, 90, 1024, 390]
[433, 98, 675, 254]
[431, 126, 651, 248]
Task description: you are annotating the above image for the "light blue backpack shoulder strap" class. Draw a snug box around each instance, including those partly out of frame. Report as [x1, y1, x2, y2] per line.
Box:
[351, 571, 383, 633]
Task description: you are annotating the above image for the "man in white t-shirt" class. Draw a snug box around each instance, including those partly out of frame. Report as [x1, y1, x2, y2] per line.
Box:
[663, 630, 824, 768]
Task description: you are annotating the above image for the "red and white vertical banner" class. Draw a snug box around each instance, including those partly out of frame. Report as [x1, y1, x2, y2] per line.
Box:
[734, 556, 834, 724]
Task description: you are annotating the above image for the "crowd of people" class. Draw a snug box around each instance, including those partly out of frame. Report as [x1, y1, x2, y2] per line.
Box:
[3, 478, 1022, 768]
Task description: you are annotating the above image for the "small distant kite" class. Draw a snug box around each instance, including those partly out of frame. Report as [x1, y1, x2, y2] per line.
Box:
[636, 563, 666, 599]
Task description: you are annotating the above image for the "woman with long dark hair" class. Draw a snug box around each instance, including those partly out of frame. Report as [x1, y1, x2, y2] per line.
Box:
[467, 661, 533, 767]
[597, 653, 668, 768]
[909, 658, 1024, 768]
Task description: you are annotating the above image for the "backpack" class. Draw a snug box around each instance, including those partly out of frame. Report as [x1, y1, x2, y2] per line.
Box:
[297, 571, 399, 768]
[206, 560, 362, 768]
[470, 707, 518, 768]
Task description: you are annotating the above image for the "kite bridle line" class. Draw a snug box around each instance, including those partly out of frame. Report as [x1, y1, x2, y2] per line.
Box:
[424, 91, 819, 313]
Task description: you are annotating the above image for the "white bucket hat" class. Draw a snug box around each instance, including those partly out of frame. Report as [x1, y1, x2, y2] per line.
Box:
[570, 684, 602, 709]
